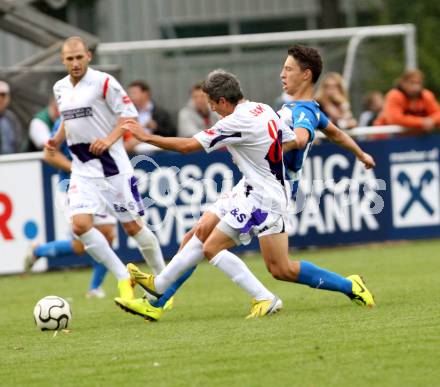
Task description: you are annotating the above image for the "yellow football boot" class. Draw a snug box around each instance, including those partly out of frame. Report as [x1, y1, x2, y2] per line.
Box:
[245, 296, 283, 319]
[117, 278, 135, 300]
[114, 297, 163, 321]
[127, 263, 161, 297]
[347, 275, 375, 308]
[163, 296, 175, 311]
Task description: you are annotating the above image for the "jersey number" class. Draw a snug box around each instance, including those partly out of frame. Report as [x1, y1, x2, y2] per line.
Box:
[267, 120, 282, 163]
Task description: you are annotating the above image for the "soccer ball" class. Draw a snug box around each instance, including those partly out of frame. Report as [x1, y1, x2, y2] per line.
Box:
[33, 296, 72, 331]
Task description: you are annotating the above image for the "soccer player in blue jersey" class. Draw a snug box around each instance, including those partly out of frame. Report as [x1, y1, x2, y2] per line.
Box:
[25, 118, 113, 298]
[268, 44, 376, 305]
[114, 60, 376, 321]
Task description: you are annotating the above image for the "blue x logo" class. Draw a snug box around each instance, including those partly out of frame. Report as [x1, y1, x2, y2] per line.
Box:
[397, 170, 434, 217]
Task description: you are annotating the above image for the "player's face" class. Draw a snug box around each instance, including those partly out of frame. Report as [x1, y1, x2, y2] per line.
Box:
[280, 55, 307, 95]
[207, 96, 231, 117]
[62, 43, 91, 81]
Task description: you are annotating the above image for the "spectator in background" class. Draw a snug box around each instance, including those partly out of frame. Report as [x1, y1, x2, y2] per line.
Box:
[28, 97, 59, 150]
[315, 72, 357, 130]
[0, 80, 24, 154]
[177, 83, 219, 137]
[126, 80, 176, 153]
[127, 80, 175, 137]
[358, 91, 384, 127]
[374, 69, 440, 135]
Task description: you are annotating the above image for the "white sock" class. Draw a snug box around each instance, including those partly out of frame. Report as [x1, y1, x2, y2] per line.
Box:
[132, 227, 165, 275]
[154, 235, 203, 293]
[210, 250, 274, 301]
[79, 228, 129, 280]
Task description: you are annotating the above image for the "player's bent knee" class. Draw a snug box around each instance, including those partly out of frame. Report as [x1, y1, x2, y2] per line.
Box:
[72, 222, 91, 236]
[194, 223, 211, 242]
[123, 221, 142, 236]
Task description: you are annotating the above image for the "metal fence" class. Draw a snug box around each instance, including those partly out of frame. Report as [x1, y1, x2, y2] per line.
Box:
[97, 24, 416, 117]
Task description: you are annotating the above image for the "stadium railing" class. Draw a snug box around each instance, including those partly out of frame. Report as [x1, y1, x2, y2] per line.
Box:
[0, 126, 410, 162]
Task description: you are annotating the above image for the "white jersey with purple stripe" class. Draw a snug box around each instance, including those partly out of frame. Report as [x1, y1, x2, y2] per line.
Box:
[53, 67, 138, 178]
[194, 100, 295, 215]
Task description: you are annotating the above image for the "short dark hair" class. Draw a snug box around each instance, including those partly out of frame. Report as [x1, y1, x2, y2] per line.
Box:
[201, 70, 243, 104]
[128, 80, 150, 93]
[287, 44, 323, 84]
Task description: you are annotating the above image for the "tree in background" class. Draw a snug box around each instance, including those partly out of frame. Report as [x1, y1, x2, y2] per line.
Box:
[372, 0, 440, 94]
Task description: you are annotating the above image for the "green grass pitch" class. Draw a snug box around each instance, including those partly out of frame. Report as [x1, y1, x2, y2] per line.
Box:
[1, 240, 439, 387]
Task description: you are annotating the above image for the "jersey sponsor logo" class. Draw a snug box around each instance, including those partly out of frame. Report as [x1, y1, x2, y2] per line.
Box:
[230, 208, 246, 223]
[204, 129, 216, 136]
[62, 107, 93, 120]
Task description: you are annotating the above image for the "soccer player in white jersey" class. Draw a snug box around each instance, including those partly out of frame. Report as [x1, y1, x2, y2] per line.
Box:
[46, 37, 166, 300]
[116, 67, 376, 321]
[115, 69, 291, 319]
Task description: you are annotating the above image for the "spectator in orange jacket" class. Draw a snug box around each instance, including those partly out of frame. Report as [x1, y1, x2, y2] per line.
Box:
[374, 69, 440, 135]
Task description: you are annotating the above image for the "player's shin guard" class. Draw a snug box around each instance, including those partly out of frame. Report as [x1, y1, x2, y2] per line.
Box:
[79, 228, 129, 280]
[154, 235, 203, 294]
[132, 227, 166, 275]
[210, 250, 274, 301]
[297, 260, 352, 294]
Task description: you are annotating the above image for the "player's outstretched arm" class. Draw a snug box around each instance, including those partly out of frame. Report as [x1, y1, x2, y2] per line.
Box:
[322, 121, 376, 169]
[122, 119, 202, 154]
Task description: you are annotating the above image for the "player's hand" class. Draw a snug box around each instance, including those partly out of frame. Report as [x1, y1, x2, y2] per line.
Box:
[45, 138, 59, 153]
[122, 119, 148, 142]
[89, 138, 111, 155]
[358, 152, 375, 169]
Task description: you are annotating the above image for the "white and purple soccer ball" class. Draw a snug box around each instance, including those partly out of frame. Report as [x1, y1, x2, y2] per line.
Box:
[33, 296, 72, 331]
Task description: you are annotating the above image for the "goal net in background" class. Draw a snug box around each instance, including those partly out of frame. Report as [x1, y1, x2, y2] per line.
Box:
[96, 24, 416, 119]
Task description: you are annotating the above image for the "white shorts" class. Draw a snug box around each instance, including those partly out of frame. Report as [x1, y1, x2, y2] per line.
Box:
[207, 188, 285, 246]
[68, 173, 144, 224]
[56, 191, 116, 226]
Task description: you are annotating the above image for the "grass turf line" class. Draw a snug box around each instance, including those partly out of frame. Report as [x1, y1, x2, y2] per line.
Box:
[0, 240, 439, 386]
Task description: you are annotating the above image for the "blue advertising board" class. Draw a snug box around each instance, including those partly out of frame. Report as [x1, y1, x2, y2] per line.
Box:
[42, 135, 440, 269]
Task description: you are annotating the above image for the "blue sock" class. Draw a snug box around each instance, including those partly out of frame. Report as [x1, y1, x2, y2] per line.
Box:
[89, 261, 108, 290]
[34, 240, 74, 258]
[297, 261, 352, 295]
[151, 266, 197, 308]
